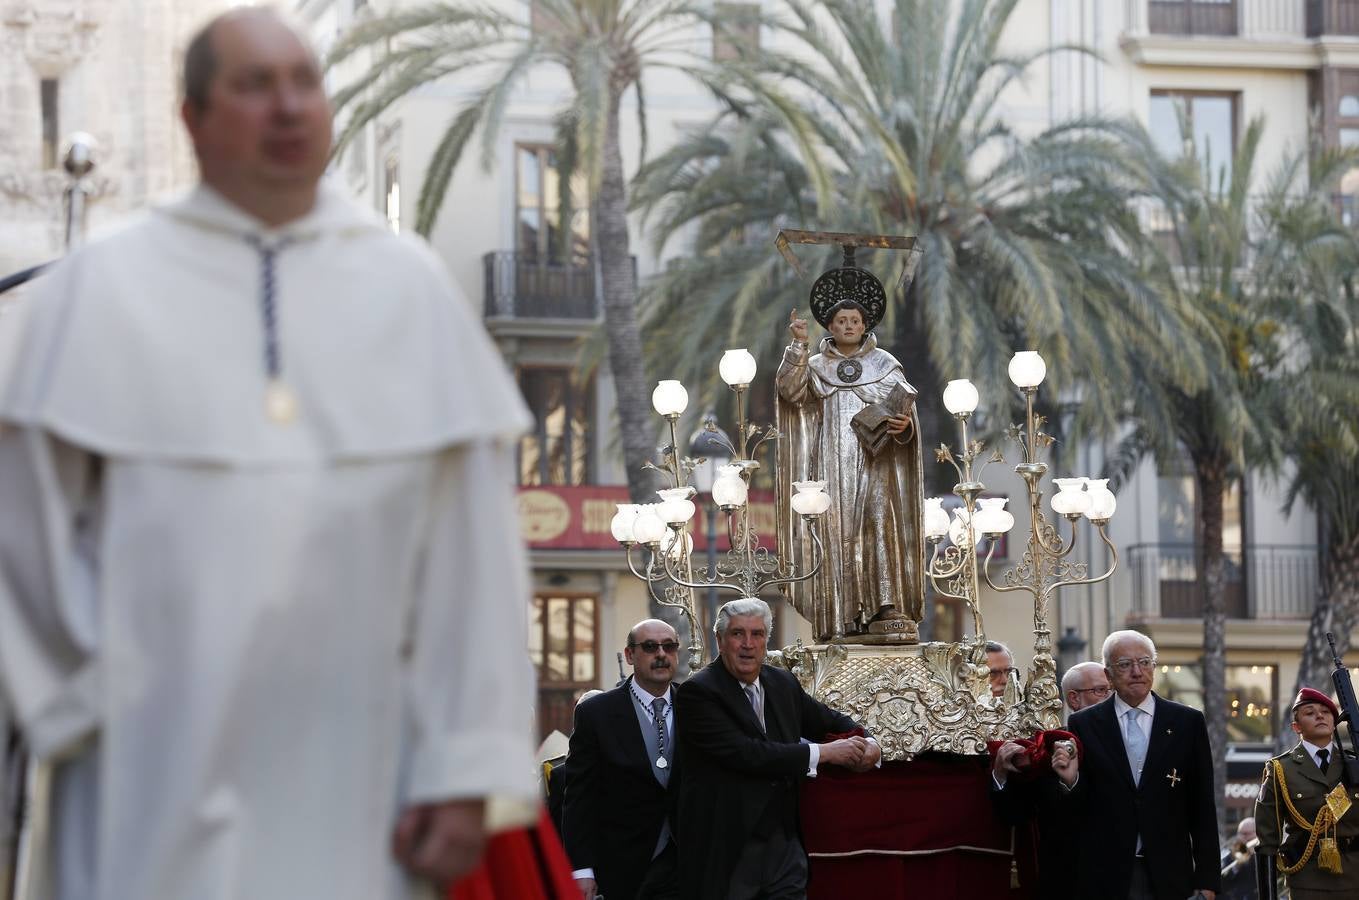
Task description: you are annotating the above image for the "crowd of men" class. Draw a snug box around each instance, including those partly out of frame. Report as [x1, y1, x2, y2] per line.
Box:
[555, 621, 1359, 900]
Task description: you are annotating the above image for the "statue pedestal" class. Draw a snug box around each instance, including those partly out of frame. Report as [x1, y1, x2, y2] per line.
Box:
[776, 640, 1056, 760]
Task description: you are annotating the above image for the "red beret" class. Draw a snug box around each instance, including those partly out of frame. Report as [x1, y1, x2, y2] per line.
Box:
[1292, 687, 1339, 721]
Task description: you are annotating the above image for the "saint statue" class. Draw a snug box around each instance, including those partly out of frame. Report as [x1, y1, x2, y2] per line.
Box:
[775, 293, 926, 643]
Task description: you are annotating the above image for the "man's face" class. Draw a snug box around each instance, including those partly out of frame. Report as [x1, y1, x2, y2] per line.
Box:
[1105, 639, 1156, 706]
[1065, 669, 1111, 712]
[624, 621, 679, 694]
[829, 308, 865, 346]
[718, 614, 768, 682]
[986, 649, 1014, 698]
[182, 13, 332, 196]
[1291, 702, 1336, 745]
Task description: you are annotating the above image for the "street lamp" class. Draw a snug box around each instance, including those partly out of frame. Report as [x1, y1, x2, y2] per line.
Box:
[690, 412, 732, 651]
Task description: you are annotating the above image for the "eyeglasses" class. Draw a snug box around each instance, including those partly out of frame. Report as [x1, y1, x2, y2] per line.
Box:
[1112, 657, 1156, 673]
[988, 666, 1018, 677]
[631, 640, 680, 654]
[1072, 686, 1112, 697]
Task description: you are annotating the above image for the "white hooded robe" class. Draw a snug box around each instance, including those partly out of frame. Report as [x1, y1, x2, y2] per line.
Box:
[0, 185, 538, 900]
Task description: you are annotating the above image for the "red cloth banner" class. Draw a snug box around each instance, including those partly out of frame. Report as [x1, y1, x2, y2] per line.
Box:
[801, 756, 1026, 898]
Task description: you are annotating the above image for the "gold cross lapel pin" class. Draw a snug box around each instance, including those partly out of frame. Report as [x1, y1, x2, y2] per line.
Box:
[1166, 768, 1182, 788]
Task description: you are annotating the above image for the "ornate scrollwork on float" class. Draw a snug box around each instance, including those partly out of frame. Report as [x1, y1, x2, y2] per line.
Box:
[776, 640, 1031, 760]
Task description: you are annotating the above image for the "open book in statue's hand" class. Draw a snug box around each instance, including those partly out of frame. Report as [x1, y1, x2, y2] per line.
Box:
[850, 383, 916, 456]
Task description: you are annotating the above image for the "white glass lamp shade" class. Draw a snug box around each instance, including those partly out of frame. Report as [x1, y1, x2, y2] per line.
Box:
[711, 465, 749, 509]
[651, 380, 689, 417]
[657, 487, 697, 525]
[1008, 351, 1047, 389]
[632, 504, 668, 545]
[790, 480, 831, 516]
[719, 349, 758, 387]
[948, 507, 975, 548]
[1084, 478, 1118, 521]
[611, 503, 641, 543]
[942, 379, 980, 416]
[923, 497, 950, 540]
[1050, 477, 1092, 516]
[974, 497, 1016, 535]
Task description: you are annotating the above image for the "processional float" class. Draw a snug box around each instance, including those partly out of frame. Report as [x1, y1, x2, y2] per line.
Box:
[612, 230, 1120, 759]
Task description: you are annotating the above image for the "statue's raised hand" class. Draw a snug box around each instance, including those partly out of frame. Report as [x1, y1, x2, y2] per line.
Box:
[789, 308, 809, 343]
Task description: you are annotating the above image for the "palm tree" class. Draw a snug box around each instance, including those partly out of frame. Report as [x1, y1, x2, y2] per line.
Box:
[632, 0, 1203, 477]
[325, 1, 713, 507]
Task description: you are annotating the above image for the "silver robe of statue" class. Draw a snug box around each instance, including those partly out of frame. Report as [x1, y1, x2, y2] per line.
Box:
[775, 334, 926, 641]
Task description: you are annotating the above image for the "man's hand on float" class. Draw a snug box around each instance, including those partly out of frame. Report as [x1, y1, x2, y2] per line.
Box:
[392, 797, 487, 887]
[992, 740, 1027, 786]
[819, 736, 866, 768]
[850, 738, 882, 772]
[574, 876, 598, 899]
[789, 308, 809, 343]
[1050, 743, 1078, 787]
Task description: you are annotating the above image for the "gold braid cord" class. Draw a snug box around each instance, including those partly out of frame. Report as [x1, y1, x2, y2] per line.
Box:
[1271, 759, 1344, 875]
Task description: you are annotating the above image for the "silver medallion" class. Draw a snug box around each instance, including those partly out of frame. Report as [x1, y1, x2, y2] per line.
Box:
[656, 757, 668, 769]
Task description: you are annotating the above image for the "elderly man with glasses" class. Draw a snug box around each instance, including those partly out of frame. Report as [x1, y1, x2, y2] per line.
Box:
[562, 619, 683, 900]
[1062, 661, 1113, 716]
[1049, 630, 1220, 900]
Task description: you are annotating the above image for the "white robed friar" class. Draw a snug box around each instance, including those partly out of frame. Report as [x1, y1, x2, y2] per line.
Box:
[0, 184, 539, 900]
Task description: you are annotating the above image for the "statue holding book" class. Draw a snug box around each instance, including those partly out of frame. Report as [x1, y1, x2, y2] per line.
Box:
[775, 292, 927, 643]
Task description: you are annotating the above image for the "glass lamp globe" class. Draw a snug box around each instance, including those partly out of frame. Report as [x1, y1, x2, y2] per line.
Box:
[719, 349, 758, 387]
[1084, 478, 1118, 521]
[974, 497, 1015, 535]
[611, 503, 641, 543]
[656, 487, 697, 525]
[942, 379, 980, 416]
[651, 380, 689, 417]
[923, 498, 950, 540]
[632, 504, 668, 544]
[711, 465, 749, 509]
[948, 507, 975, 548]
[790, 481, 831, 516]
[1050, 478, 1092, 517]
[1008, 351, 1047, 389]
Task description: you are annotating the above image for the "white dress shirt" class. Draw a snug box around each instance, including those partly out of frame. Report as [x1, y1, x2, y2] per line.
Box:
[1301, 738, 1338, 770]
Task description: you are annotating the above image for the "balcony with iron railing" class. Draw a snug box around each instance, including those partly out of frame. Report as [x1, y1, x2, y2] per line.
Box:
[1127, 543, 1319, 621]
[482, 251, 638, 322]
[1124, 1, 1311, 43]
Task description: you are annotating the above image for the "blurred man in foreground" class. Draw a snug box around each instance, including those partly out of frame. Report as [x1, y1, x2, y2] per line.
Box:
[0, 8, 536, 898]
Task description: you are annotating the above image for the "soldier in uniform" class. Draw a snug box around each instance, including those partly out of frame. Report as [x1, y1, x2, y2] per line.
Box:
[1254, 687, 1359, 898]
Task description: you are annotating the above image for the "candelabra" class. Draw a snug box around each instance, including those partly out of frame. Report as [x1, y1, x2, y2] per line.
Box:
[610, 350, 830, 670]
[924, 351, 1119, 727]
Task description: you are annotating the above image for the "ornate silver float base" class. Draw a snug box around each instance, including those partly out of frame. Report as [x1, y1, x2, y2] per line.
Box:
[773, 639, 1060, 761]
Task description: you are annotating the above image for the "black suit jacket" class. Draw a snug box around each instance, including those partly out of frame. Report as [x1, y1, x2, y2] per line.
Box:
[561, 679, 674, 900]
[673, 660, 860, 900]
[1058, 693, 1220, 900]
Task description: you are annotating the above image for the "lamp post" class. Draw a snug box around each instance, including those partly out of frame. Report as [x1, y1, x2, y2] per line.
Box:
[690, 413, 732, 654]
[612, 348, 828, 671]
[926, 351, 1120, 729]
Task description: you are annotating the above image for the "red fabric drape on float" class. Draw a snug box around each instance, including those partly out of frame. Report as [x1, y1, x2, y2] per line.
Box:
[801, 755, 1032, 899]
[448, 807, 579, 900]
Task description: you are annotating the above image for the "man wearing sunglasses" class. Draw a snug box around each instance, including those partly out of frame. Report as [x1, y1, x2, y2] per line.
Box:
[562, 619, 682, 900]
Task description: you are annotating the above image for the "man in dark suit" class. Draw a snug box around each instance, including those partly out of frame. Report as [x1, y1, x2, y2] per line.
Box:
[1050, 629, 1220, 900]
[674, 597, 879, 900]
[562, 619, 681, 900]
[990, 659, 1111, 897]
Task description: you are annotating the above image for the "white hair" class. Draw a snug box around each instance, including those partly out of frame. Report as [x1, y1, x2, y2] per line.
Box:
[1061, 661, 1105, 694]
[1101, 630, 1156, 668]
[715, 597, 773, 639]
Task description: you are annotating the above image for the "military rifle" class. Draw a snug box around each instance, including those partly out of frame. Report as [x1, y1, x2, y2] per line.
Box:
[1326, 632, 1359, 785]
